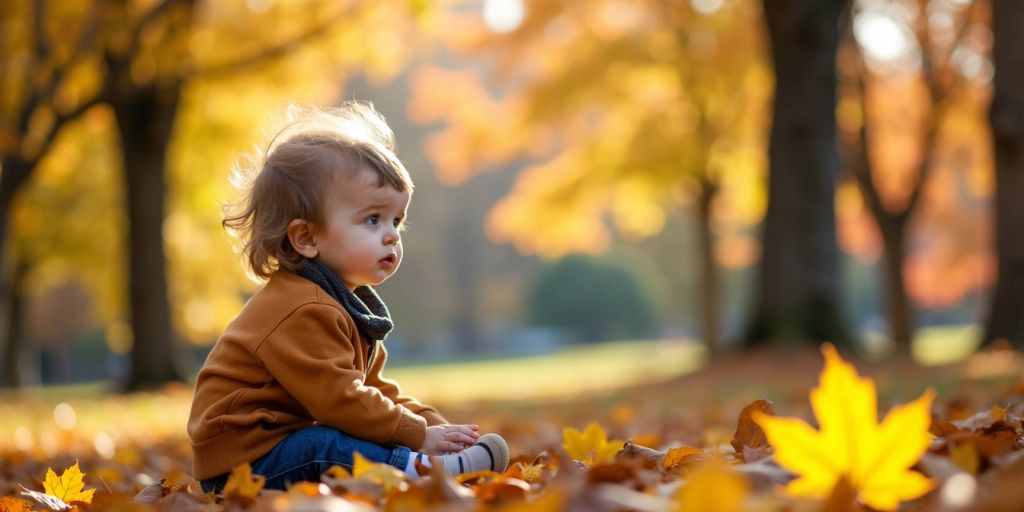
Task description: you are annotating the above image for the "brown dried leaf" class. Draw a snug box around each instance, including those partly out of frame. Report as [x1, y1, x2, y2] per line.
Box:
[615, 441, 665, 469]
[662, 446, 704, 471]
[133, 479, 170, 505]
[732, 399, 774, 462]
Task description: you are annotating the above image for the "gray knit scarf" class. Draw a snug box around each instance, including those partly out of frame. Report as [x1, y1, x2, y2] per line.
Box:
[293, 258, 394, 341]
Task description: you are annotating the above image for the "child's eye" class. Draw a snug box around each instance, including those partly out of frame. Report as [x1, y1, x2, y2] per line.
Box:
[365, 214, 380, 225]
[393, 218, 403, 228]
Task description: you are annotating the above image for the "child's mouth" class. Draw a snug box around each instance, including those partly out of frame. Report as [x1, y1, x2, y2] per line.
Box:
[379, 254, 397, 266]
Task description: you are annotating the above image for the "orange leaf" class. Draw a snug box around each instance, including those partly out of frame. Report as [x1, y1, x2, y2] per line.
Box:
[324, 465, 351, 480]
[731, 399, 774, 462]
[0, 497, 33, 512]
[662, 446, 704, 470]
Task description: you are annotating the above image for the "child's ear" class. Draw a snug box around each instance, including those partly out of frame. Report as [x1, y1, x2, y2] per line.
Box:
[287, 219, 319, 259]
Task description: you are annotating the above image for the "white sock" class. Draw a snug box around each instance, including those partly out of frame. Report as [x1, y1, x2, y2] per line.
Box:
[403, 452, 431, 478]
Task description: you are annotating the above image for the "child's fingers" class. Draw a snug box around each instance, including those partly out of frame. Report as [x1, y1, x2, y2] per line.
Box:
[442, 440, 464, 453]
[446, 430, 477, 445]
[448, 425, 480, 439]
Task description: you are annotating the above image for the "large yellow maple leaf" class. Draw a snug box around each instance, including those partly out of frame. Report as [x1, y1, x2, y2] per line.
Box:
[562, 422, 625, 466]
[43, 462, 95, 505]
[753, 344, 935, 511]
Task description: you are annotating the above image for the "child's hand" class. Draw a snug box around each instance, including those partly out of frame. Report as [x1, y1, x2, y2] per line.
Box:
[423, 424, 480, 454]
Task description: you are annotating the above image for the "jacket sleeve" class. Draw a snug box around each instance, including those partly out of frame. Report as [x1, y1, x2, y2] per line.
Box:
[255, 303, 427, 449]
[365, 343, 449, 426]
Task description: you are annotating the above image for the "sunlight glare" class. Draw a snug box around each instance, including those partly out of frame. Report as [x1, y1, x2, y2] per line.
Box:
[691, 0, 725, 15]
[854, 13, 910, 61]
[245, 0, 273, 14]
[54, 402, 77, 430]
[483, 0, 525, 33]
[940, 473, 977, 508]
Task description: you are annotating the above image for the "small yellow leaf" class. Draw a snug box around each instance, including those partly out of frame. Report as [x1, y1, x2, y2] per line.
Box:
[324, 465, 351, 480]
[673, 456, 749, 512]
[455, 470, 501, 485]
[753, 344, 935, 511]
[43, 462, 95, 504]
[222, 463, 265, 499]
[508, 462, 545, 483]
[352, 452, 407, 491]
[950, 443, 980, 475]
[562, 422, 625, 466]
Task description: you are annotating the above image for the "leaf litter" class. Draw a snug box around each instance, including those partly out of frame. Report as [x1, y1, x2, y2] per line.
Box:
[1, 344, 1023, 511]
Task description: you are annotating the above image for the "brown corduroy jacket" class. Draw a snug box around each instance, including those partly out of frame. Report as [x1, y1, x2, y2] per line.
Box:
[187, 271, 446, 480]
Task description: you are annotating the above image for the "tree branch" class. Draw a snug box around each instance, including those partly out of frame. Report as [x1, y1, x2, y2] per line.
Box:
[180, 4, 356, 82]
[906, 0, 978, 218]
[24, 93, 105, 167]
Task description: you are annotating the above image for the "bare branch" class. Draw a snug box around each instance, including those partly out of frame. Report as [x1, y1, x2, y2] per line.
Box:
[842, 35, 888, 224]
[103, 0, 180, 93]
[907, 1, 979, 217]
[124, 0, 179, 61]
[32, 0, 49, 67]
[38, 0, 105, 117]
[24, 93, 105, 167]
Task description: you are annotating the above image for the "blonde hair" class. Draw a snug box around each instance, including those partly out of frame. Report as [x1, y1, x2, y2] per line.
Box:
[223, 101, 413, 279]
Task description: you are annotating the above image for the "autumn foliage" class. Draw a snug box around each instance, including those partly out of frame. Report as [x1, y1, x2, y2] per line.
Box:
[1, 345, 1023, 510]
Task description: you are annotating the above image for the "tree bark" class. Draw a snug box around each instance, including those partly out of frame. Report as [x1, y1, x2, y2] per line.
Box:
[746, 0, 852, 347]
[0, 157, 35, 388]
[696, 181, 720, 355]
[111, 87, 185, 390]
[878, 217, 912, 346]
[984, 0, 1024, 348]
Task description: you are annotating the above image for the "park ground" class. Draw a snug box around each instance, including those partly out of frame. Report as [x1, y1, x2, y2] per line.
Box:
[0, 331, 1021, 508]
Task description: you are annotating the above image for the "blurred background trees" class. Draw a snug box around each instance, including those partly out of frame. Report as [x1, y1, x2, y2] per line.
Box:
[0, 0, 1018, 390]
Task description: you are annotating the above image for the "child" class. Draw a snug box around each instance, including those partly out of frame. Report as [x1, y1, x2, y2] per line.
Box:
[187, 102, 509, 492]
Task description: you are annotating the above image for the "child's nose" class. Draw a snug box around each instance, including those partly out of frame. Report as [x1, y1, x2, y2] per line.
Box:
[383, 230, 399, 245]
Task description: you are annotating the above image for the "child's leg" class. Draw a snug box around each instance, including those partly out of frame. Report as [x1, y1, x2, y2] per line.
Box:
[201, 425, 412, 492]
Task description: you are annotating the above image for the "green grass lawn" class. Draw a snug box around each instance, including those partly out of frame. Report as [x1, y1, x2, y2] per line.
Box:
[0, 328, 992, 446]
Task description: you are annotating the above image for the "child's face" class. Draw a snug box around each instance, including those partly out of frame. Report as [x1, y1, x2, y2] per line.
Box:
[313, 167, 411, 290]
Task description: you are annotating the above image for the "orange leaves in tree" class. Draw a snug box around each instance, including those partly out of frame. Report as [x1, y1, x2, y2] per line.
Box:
[562, 422, 625, 467]
[753, 344, 936, 511]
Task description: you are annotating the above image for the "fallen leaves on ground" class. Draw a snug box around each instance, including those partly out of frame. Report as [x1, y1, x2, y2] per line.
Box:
[1, 345, 1023, 510]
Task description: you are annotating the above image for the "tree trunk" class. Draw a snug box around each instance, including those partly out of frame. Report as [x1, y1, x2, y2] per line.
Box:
[450, 208, 483, 352]
[111, 88, 185, 390]
[984, 0, 1024, 348]
[746, 0, 852, 348]
[0, 157, 34, 388]
[696, 181, 720, 355]
[878, 217, 913, 347]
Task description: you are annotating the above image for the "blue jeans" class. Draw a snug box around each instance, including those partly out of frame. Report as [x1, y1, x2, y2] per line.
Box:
[200, 425, 412, 493]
